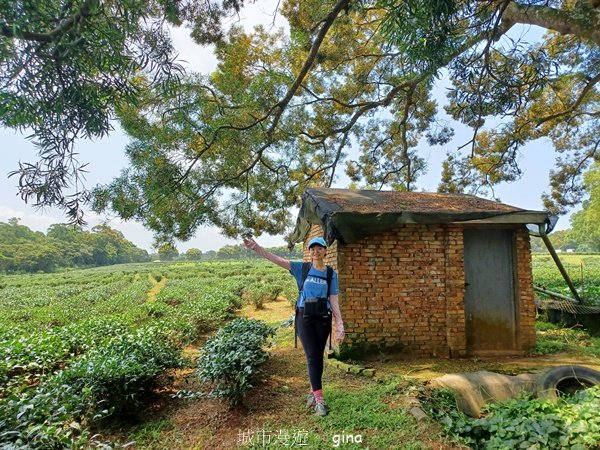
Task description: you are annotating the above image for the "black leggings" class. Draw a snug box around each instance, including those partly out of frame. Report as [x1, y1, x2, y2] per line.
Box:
[296, 308, 331, 391]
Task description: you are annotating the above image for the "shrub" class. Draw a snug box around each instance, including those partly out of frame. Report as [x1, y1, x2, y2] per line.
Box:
[532, 327, 595, 356]
[0, 382, 98, 449]
[242, 283, 278, 309]
[0, 325, 182, 448]
[181, 289, 236, 333]
[55, 327, 183, 414]
[197, 318, 274, 405]
[422, 385, 600, 449]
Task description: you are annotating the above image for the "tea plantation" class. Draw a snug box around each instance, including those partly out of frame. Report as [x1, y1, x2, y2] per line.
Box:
[0, 261, 295, 448]
[532, 253, 600, 305]
[1, 256, 599, 448]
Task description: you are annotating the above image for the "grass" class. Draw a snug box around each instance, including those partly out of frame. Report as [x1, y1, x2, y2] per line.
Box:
[117, 418, 175, 448]
[315, 380, 423, 449]
[237, 377, 436, 450]
[533, 318, 600, 358]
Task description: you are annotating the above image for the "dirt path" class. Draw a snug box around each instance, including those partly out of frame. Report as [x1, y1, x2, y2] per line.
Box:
[147, 274, 167, 303]
[164, 298, 314, 449]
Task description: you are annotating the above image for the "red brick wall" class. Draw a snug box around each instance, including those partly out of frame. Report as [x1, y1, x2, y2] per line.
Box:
[515, 227, 537, 351]
[445, 224, 467, 357]
[304, 223, 536, 358]
[336, 224, 456, 357]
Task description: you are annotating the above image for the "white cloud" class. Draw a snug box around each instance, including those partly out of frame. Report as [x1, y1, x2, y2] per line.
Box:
[170, 27, 218, 73]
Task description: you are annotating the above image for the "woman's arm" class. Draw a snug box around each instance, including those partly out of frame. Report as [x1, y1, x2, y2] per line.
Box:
[243, 238, 291, 270]
[329, 294, 344, 342]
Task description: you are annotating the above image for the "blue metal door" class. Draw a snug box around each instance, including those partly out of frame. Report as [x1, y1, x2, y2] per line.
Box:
[464, 229, 517, 352]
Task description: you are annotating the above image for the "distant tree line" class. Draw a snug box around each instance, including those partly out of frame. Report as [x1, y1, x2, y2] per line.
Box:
[531, 229, 600, 254]
[165, 243, 303, 262]
[0, 218, 150, 273]
[0, 218, 304, 272]
[531, 164, 600, 254]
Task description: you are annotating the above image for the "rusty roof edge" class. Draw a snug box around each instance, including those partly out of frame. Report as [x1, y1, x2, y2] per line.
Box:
[290, 189, 551, 245]
[303, 187, 538, 214]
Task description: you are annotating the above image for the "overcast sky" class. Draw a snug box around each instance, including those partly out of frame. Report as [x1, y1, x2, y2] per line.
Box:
[0, 7, 575, 253]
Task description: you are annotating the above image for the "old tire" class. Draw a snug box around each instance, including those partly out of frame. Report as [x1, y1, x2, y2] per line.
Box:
[536, 365, 600, 402]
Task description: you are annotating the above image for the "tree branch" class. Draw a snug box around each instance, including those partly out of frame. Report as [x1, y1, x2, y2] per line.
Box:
[1, 0, 94, 42]
[266, 0, 351, 137]
[503, 1, 600, 46]
[536, 72, 600, 126]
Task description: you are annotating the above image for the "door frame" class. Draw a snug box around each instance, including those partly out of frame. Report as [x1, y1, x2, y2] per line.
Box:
[462, 225, 522, 356]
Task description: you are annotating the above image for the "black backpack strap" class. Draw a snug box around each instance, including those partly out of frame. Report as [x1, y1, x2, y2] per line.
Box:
[294, 262, 312, 349]
[300, 262, 311, 291]
[294, 307, 299, 349]
[326, 265, 333, 350]
[326, 265, 333, 298]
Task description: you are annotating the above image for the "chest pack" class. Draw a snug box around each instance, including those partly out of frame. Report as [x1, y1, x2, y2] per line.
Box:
[294, 262, 333, 348]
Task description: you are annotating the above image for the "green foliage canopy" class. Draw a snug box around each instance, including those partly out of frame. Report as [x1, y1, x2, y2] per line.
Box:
[94, 0, 600, 241]
[3, 0, 600, 241]
[570, 162, 600, 251]
[0, 0, 246, 222]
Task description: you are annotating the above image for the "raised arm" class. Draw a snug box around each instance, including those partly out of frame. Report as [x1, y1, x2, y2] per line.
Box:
[243, 238, 291, 270]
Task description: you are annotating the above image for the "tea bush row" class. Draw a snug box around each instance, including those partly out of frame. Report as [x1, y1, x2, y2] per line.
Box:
[0, 317, 135, 395]
[155, 279, 243, 333]
[197, 318, 275, 405]
[0, 325, 183, 449]
[0, 278, 151, 330]
[532, 255, 600, 305]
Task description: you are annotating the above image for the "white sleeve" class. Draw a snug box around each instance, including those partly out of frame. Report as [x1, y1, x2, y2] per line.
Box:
[244, 239, 291, 270]
[329, 294, 345, 341]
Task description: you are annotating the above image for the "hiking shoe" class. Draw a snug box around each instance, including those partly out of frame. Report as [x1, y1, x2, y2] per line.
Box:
[306, 393, 316, 409]
[314, 401, 328, 416]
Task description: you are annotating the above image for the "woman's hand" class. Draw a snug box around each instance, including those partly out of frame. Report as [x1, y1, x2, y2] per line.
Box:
[335, 323, 345, 342]
[243, 238, 259, 251]
[243, 238, 291, 270]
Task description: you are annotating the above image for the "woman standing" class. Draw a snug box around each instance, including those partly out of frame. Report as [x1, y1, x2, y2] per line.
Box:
[243, 237, 345, 416]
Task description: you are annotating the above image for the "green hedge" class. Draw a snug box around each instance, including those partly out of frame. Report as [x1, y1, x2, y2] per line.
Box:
[197, 318, 274, 405]
[0, 325, 182, 448]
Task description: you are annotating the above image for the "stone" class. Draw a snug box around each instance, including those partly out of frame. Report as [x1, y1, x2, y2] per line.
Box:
[361, 368, 376, 378]
[429, 370, 542, 417]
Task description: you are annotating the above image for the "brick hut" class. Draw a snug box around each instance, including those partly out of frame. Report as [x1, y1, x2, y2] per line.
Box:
[289, 188, 550, 359]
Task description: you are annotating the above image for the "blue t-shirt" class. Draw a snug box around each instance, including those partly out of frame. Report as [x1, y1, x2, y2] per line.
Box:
[290, 261, 339, 308]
